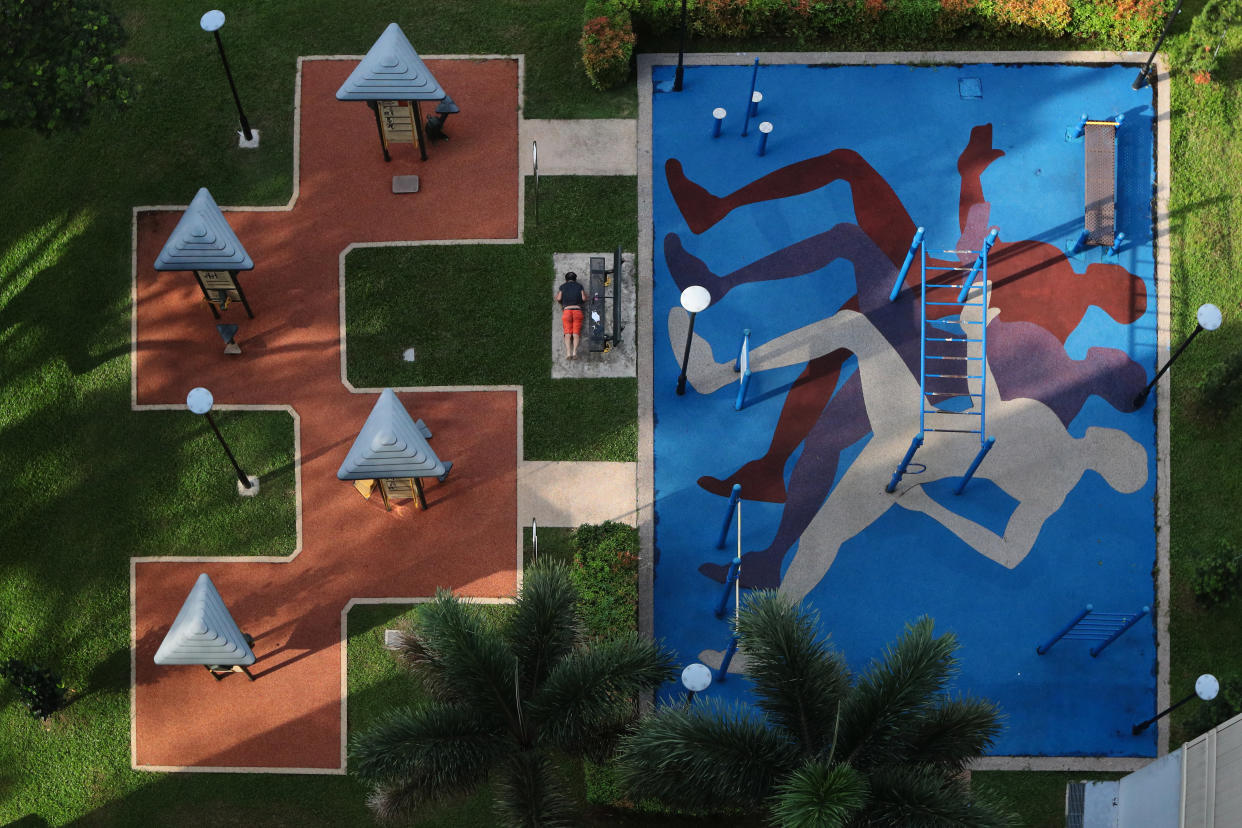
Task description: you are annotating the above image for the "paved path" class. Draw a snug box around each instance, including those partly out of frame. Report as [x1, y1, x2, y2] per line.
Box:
[521, 119, 637, 175]
[131, 58, 521, 771]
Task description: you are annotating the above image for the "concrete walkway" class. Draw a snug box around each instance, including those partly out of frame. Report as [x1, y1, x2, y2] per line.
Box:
[521, 119, 637, 176]
[518, 460, 637, 528]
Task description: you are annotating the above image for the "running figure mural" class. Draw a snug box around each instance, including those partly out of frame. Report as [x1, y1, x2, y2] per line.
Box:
[663, 124, 1151, 599]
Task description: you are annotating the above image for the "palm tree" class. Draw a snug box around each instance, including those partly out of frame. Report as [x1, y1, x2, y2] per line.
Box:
[351, 560, 676, 825]
[617, 592, 1015, 827]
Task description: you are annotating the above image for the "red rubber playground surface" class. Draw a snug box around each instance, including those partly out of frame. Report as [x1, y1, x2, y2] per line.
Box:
[130, 57, 519, 770]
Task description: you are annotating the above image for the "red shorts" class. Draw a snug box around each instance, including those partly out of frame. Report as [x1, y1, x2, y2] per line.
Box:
[562, 308, 584, 334]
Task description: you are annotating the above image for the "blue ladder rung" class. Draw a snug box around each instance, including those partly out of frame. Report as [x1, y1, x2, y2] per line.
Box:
[925, 373, 983, 379]
[924, 427, 982, 434]
[923, 409, 982, 415]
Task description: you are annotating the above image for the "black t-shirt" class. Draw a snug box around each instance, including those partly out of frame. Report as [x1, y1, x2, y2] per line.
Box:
[559, 281, 585, 308]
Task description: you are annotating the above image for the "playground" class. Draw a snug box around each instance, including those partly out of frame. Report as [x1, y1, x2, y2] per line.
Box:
[646, 59, 1164, 757]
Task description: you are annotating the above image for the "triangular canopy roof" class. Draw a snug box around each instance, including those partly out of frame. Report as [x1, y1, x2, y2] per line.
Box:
[153, 188, 253, 272]
[335, 23, 445, 101]
[154, 573, 255, 666]
[337, 388, 449, 480]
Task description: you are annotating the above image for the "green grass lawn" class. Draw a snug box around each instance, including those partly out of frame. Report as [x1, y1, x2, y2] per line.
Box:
[3, 0, 1241, 822]
[345, 176, 638, 461]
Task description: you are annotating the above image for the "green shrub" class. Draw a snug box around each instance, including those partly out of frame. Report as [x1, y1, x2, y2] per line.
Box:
[1192, 538, 1242, 607]
[1, 658, 68, 720]
[581, 6, 638, 91]
[1068, 0, 1164, 49]
[569, 521, 639, 640]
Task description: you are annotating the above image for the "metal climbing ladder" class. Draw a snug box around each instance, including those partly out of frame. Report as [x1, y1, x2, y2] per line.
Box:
[886, 230, 997, 494]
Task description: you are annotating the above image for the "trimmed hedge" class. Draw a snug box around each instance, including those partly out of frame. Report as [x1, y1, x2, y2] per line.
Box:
[579, 0, 1171, 89]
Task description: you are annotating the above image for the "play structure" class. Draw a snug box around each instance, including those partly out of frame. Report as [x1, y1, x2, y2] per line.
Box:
[886, 228, 997, 494]
[335, 23, 451, 166]
[1037, 604, 1151, 657]
[587, 245, 626, 353]
[153, 188, 255, 320]
[154, 573, 256, 681]
[337, 388, 453, 511]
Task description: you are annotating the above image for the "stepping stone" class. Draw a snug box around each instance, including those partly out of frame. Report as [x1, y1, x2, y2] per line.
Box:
[393, 175, 420, 194]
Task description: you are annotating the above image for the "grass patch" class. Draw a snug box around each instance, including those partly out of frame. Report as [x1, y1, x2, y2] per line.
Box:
[971, 771, 1125, 827]
[345, 176, 638, 461]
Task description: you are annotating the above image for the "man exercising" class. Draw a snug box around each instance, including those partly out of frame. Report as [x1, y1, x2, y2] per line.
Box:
[555, 271, 586, 359]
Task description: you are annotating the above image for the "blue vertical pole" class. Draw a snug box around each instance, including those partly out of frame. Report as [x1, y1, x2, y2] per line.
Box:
[1066, 229, 1089, 256]
[1090, 606, 1150, 657]
[711, 107, 726, 137]
[741, 58, 759, 137]
[716, 636, 739, 682]
[958, 228, 998, 303]
[954, 436, 996, 495]
[1069, 113, 1088, 139]
[756, 122, 772, 156]
[889, 227, 924, 301]
[1037, 605, 1093, 655]
[735, 372, 752, 411]
[715, 484, 743, 549]
[714, 557, 742, 618]
[733, 329, 750, 372]
[886, 435, 923, 493]
[1108, 231, 1126, 256]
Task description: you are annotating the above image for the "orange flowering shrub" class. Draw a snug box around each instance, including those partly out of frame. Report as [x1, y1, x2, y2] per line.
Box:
[580, 14, 637, 91]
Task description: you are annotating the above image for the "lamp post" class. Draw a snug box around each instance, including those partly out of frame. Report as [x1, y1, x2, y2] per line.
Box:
[187, 387, 254, 491]
[676, 285, 711, 396]
[1133, 303, 1222, 407]
[1132, 673, 1218, 735]
[1132, 0, 1183, 90]
[200, 10, 254, 142]
[681, 662, 711, 704]
[673, 0, 689, 92]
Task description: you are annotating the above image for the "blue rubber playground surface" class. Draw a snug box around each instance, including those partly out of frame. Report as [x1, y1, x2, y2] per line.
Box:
[649, 61, 1160, 756]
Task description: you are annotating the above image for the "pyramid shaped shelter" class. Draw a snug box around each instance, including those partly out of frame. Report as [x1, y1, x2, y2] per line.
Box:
[337, 388, 451, 480]
[153, 188, 253, 272]
[335, 23, 445, 101]
[154, 573, 255, 666]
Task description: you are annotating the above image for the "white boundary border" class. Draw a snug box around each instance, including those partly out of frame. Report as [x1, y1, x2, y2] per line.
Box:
[128, 54, 527, 774]
[636, 50, 1171, 774]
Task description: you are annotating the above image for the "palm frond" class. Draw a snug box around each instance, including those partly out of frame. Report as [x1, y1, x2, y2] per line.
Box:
[902, 698, 1004, 771]
[491, 750, 580, 827]
[860, 764, 1018, 827]
[837, 617, 958, 768]
[392, 590, 521, 736]
[734, 591, 852, 756]
[616, 699, 801, 812]
[352, 704, 507, 815]
[528, 632, 676, 752]
[770, 759, 869, 828]
[504, 560, 583, 699]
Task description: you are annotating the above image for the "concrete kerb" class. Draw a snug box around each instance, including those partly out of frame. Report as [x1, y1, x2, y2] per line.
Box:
[635, 50, 1171, 771]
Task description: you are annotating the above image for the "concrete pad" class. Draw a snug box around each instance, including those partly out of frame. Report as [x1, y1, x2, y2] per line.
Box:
[517, 460, 637, 528]
[550, 252, 636, 379]
[522, 119, 637, 176]
[392, 175, 420, 193]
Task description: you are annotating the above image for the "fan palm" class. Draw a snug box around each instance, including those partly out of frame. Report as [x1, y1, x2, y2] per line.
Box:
[351, 560, 676, 825]
[617, 592, 1015, 827]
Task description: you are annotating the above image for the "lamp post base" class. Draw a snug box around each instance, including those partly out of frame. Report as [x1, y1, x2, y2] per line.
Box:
[238, 128, 260, 149]
[237, 475, 261, 497]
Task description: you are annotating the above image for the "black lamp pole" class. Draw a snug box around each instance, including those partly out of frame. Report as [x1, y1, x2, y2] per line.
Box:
[1133, 304, 1221, 407]
[202, 11, 253, 141]
[204, 411, 254, 489]
[676, 286, 711, 396]
[676, 310, 699, 396]
[1132, 0, 1183, 90]
[1132, 674, 1218, 735]
[673, 0, 689, 92]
